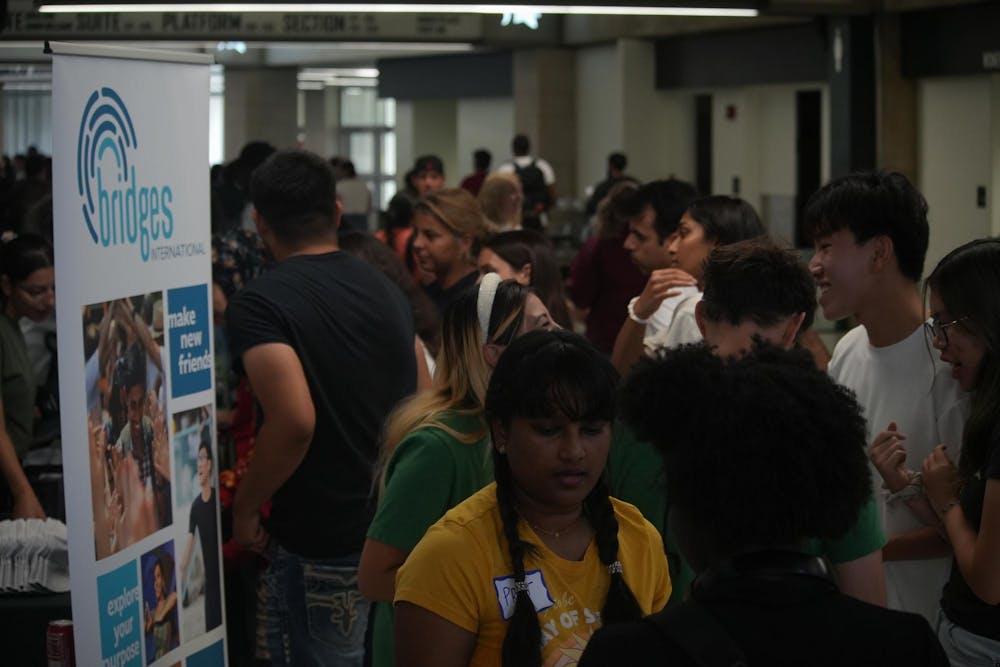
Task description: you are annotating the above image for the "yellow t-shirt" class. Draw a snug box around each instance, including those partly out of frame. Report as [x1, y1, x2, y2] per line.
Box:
[395, 483, 670, 666]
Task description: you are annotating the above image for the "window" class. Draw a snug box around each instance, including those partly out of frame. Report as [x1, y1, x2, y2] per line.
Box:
[2, 88, 52, 156]
[340, 89, 397, 212]
[209, 66, 225, 166]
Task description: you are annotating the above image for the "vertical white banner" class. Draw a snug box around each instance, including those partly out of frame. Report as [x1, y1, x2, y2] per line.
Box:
[51, 43, 227, 667]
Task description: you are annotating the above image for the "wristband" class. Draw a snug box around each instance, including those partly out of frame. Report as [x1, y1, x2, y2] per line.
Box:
[885, 471, 922, 505]
[937, 498, 961, 518]
[627, 297, 651, 325]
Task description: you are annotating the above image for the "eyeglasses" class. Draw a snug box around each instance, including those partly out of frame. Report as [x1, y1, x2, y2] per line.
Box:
[925, 316, 969, 346]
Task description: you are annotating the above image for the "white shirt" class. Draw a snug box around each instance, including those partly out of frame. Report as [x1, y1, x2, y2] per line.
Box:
[643, 288, 702, 355]
[829, 323, 968, 623]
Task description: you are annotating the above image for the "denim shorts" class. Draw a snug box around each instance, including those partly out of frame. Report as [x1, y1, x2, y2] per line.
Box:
[936, 608, 1000, 667]
[262, 544, 370, 667]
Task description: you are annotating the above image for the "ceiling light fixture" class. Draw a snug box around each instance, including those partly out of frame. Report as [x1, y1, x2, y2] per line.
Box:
[38, 4, 759, 18]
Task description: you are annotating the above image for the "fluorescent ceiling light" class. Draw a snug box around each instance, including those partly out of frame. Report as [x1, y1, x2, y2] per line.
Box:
[269, 41, 476, 52]
[299, 67, 380, 79]
[2, 83, 54, 91]
[39, 4, 759, 17]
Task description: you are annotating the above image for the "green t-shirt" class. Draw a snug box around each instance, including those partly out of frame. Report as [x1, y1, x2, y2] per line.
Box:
[606, 422, 694, 606]
[0, 313, 36, 460]
[367, 410, 493, 667]
[607, 423, 887, 604]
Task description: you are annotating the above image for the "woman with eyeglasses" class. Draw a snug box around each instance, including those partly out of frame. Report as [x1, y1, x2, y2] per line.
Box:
[919, 238, 1000, 665]
[0, 233, 54, 519]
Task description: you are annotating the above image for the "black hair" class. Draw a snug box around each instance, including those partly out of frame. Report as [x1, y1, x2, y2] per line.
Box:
[474, 149, 492, 171]
[250, 150, 337, 245]
[608, 152, 627, 171]
[198, 421, 213, 465]
[512, 134, 530, 156]
[805, 170, 929, 283]
[478, 230, 572, 328]
[231, 140, 276, 193]
[926, 238, 1000, 479]
[153, 548, 175, 593]
[686, 195, 765, 246]
[485, 330, 640, 667]
[596, 181, 639, 241]
[701, 237, 816, 331]
[620, 344, 871, 562]
[622, 179, 698, 242]
[384, 191, 414, 232]
[123, 341, 147, 391]
[0, 233, 53, 285]
[340, 231, 442, 356]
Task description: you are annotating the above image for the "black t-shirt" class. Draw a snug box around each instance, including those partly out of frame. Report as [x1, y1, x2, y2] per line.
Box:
[941, 428, 1000, 640]
[424, 269, 478, 320]
[226, 251, 416, 558]
[189, 488, 222, 631]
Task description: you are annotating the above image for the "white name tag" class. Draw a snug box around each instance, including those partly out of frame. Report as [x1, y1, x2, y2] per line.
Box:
[493, 569, 554, 621]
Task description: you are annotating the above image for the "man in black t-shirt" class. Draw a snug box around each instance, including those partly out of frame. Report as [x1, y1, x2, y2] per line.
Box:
[180, 439, 221, 633]
[226, 150, 416, 666]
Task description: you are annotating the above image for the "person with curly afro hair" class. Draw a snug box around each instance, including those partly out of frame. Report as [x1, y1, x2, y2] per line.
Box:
[581, 344, 949, 667]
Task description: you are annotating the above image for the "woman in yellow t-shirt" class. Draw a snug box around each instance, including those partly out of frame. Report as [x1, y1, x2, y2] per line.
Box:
[394, 329, 670, 667]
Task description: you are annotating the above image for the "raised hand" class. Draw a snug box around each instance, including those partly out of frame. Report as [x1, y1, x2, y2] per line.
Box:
[869, 421, 912, 493]
[632, 268, 698, 320]
[922, 444, 961, 516]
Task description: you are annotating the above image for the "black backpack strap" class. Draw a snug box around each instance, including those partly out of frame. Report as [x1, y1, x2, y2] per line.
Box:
[644, 599, 748, 667]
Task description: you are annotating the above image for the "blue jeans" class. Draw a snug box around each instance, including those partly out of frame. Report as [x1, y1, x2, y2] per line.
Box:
[263, 545, 369, 667]
[936, 608, 1000, 667]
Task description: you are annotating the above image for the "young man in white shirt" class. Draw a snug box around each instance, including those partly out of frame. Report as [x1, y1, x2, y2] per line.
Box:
[807, 170, 968, 623]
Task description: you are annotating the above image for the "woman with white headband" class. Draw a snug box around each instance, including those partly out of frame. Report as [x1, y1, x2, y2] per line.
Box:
[359, 273, 556, 667]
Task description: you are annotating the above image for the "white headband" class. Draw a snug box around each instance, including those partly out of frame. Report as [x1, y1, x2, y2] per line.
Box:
[477, 272, 502, 343]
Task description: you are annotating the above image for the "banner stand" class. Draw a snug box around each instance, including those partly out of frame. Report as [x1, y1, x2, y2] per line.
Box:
[52, 41, 227, 667]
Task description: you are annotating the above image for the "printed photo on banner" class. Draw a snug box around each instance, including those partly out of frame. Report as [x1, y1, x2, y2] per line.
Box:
[141, 540, 181, 663]
[84, 293, 172, 559]
[172, 404, 223, 640]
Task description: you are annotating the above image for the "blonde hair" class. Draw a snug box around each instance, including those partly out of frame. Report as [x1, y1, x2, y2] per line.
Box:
[415, 188, 492, 241]
[477, 173, 523, 230]
[377, 280, 532, 496]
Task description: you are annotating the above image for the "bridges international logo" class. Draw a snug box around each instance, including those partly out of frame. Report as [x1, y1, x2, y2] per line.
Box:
[77, 88, 174, 262]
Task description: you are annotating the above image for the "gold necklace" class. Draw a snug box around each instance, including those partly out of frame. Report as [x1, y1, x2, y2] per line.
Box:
[525, 513, 583, 540]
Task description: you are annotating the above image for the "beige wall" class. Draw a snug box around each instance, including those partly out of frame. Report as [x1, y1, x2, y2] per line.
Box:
[576, 44, 623, 198]
[223, 67, 299, 159]
[918, 75, 995, 275]
[456, 97, 514, 178]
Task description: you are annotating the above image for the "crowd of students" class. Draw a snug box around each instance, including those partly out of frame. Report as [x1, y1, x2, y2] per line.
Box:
[1, 137, 996, 666]
[210, 148, 999, 667]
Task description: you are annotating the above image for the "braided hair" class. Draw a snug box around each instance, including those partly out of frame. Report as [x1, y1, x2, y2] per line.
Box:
[485, 329, 642, 667]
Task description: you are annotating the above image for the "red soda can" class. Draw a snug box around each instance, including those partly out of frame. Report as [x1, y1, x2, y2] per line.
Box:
[46, 619, 75, 667]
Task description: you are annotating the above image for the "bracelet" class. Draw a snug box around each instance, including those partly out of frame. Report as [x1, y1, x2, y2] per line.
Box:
[936, 498, 961, 518]
[885, 471, 922, 504]
[627, 297, 651, 325]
